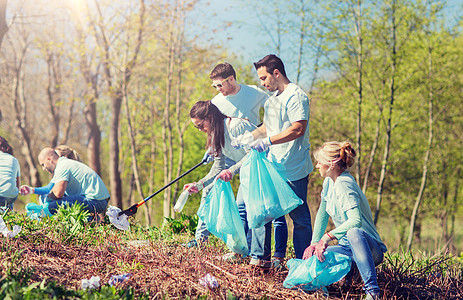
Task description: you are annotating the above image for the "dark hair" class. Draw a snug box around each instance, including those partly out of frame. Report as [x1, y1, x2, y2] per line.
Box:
[253, 54, 287, 78]
[190, 101, 226, 156]
[0, 136, 13, 155]
[210, 62, 236, 80]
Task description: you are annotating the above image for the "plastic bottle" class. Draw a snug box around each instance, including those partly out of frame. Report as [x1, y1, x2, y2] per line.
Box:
[174, 189, 189, 212]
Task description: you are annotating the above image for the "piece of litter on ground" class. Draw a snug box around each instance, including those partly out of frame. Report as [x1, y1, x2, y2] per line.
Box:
[199, 273, 218, 289]
[81, 276, 100, 290]
[106, 205, 130, 230]
[0, 216, 21, 238]
[127, 240, 150, 248]
[108, 273, 132, 286]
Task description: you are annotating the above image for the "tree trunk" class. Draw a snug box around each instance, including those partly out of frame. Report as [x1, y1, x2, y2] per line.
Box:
[354, 0, 363, 184]
[123, 83, 151, 224]
[84, 100, 101, 173]
[12, 44, 41, 187]
[374, 1, 397, 225]
[406, 39, 434, 251]
[362, 103, 383, 193]
[0, 0, 7, 48]
[295, 0, 306, 85]
[109, 91, 123, 207]
[162, 29, 174, 220]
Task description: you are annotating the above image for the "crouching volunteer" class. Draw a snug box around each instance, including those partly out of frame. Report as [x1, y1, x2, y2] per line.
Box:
[233, 54, 313, 269]
[303, 141, 387, 300]
[183, 100, 255, 261]
[20, 145, 80, 204]
[30, 147, 110, 218]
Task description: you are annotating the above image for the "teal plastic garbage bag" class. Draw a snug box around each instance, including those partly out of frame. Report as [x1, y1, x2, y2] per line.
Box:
[26, 202, 52, 220]
[239, 150, 303, 229]
[283, 252, 352, 291]
[197, 179, 248, 256]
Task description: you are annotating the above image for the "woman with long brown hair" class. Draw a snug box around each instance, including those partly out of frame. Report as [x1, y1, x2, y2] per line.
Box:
[184, 100, 255, 261]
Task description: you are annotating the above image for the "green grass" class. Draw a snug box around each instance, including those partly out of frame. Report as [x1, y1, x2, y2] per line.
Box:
[0, 206, 462, 299]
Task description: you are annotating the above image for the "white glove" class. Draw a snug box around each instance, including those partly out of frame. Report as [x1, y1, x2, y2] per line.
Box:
[202, 150, 214, 164]
[20, 185, 33, 196]
[250, 137, 272, 152]
[231, 131, 255, 149]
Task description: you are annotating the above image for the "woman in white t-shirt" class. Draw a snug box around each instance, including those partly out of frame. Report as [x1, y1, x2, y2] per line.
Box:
[303, 141, 387, 300]
[0, 136, 20, 211]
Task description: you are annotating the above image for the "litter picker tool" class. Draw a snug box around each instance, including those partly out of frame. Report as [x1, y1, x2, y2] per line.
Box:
[118, 158, 207, 217]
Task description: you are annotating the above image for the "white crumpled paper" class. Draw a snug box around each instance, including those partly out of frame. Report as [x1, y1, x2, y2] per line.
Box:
[0, 216, 21, 238]
[199, 273, 218, 289]
[81, 276, 100, 290]
[106, 205, 130, 231]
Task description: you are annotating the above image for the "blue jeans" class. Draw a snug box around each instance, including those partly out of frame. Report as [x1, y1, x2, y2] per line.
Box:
[0, 196, 17, 211]
[273, 216, 288, 258]
[250, 175, 312, 260]
[326, 228, 385, 295]
[46, 194, 109, 215]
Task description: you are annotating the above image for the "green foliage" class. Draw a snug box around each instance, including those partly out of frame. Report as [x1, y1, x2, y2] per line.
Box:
[164, 213, 198, 236]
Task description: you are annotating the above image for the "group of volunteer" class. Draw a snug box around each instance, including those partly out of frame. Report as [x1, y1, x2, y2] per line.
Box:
[0, 53, 386, 299]
[182, 54, 386, 300]
[0, 141, 109, 219]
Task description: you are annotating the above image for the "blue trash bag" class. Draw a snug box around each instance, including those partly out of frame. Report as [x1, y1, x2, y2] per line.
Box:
[239, 150, 303, 229]
[26, 202, 52, 220]
[197, 179, 248, 256]
[283, 252, 352, 291]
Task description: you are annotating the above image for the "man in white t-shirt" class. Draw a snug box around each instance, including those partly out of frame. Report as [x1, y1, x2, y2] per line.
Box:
[238, 54, 313, 268]
[36, 147, 110, 217]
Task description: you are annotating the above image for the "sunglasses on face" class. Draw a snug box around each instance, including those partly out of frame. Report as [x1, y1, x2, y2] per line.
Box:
[193, 120, 205, 129]
[211, 77, 230, 89]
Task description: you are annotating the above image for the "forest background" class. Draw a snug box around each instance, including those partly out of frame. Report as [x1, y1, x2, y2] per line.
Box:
[0, 0, 461, 256]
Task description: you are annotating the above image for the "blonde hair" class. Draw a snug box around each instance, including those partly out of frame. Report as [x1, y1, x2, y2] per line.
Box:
[54, 145, 80, 161]
[314, 141, 356, 170]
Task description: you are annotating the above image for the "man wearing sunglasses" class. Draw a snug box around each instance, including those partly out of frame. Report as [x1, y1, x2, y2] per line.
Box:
[210, 62, 267, 126]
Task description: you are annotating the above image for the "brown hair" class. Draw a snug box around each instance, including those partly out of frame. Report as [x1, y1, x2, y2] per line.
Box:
[0, 136, 13, 155]
[54, 145, 80, 161]
[190, 101, 226, 156]
[209, 62, 236, 80]
[314, 141, 356, 170]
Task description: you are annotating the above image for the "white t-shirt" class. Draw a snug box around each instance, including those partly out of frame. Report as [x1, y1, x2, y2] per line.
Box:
[0, 152, 20, 198]
[211, 84, 268, 126]
[52, 157, 110, 200]
[264, 83, 312, 181]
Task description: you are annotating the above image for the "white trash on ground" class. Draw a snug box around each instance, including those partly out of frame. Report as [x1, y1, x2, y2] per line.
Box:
[0, 216, 21, 238]
[108, 273, 132, 286]
[106, 205, 130, 231]
[81, 276, 100, 290]
[199, 273, 218, 289]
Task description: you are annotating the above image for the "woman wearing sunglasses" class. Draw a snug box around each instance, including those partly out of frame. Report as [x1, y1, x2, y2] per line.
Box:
[184, 100, 255, 261]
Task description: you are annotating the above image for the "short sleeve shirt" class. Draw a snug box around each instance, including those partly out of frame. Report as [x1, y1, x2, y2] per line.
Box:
[211, 84, 268, 126]
[0, 152, 20, 198]
[52, 157, 110, 200]
[264, 83, 313, 181]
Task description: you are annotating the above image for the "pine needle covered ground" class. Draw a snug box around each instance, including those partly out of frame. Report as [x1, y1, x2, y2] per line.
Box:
[0, 207, 462, 299]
